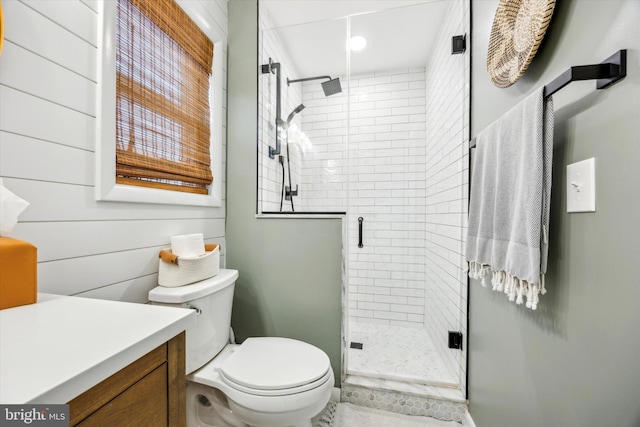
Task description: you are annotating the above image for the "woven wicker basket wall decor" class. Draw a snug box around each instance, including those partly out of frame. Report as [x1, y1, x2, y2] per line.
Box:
[487, 0, 556, 88]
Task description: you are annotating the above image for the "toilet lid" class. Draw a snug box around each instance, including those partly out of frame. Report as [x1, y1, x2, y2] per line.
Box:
[219, 337, 331, 391]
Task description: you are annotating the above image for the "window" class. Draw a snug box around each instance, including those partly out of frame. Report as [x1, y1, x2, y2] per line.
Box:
[97, 0, 224, 206]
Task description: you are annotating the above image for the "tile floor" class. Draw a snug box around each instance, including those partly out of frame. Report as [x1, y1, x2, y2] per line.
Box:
[347, 322, 457, 385]
[313, 402, 462, 427]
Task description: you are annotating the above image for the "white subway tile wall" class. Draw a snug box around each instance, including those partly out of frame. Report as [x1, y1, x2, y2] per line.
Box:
[343, 68, 429, 330]
[298, 82, 348, 212]
[423, 0, 470, 394]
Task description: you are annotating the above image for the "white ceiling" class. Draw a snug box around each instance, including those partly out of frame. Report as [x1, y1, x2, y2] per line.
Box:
[260, 0, 450, 78]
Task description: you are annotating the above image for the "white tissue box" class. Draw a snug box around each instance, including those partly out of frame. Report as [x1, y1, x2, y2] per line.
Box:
[158, 245, 220, 287]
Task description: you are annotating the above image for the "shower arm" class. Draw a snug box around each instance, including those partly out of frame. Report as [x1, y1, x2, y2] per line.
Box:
[261, 58, 284, 158]
[287, 76, 332, 85]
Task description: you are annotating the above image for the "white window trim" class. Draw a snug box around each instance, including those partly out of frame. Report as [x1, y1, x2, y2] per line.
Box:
[96, 0, 224, 207]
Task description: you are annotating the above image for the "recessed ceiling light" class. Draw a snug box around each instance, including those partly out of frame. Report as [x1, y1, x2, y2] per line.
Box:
[349, 36, 367, 51]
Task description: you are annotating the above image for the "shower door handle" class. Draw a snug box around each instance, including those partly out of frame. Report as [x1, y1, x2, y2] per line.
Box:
[358, 217, 364, 248]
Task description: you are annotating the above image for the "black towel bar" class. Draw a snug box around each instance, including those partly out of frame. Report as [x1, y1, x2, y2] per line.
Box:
[470, 50, 627, 149]
[543, 50, 626, 98]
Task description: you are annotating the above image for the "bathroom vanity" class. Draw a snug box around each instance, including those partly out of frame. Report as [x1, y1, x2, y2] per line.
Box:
[0, 293, 194, 426]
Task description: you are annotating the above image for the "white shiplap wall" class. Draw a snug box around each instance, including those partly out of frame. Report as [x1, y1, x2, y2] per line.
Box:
[0, 0, 228, 303]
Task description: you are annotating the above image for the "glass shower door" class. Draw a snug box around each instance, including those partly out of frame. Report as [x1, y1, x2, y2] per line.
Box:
[344, 1, 469, 394]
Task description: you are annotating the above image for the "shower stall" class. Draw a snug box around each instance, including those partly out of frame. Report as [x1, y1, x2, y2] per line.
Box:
[258, 0, 470, 414]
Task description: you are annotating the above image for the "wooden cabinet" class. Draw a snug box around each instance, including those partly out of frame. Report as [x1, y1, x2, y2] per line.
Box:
[68, 332, 186, 427]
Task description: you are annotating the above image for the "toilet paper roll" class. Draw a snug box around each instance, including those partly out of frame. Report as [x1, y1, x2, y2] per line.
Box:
[171, 233, 205, 258]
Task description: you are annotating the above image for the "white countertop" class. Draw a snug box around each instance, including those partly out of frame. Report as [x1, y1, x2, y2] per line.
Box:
[0, 293, 194, 404]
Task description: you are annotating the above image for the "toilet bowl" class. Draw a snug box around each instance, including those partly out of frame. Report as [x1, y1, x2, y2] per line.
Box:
[187, 382, 244, 427]
[149, 269, 333, 427]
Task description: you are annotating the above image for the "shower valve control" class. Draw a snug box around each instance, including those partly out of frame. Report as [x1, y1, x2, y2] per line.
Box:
[285, 185, 298, 200]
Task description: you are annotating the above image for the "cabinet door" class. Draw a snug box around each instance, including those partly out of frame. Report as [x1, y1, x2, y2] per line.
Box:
[77, 364, 168, 427]
[68, 333, 185, 427]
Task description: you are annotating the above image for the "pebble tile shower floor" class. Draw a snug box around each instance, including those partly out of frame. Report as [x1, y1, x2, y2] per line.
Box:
[348, 323, 457, 385]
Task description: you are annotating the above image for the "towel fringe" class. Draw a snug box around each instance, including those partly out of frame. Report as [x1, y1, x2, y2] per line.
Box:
[468, 261, 544, 310]
[468, 261, 491, 287]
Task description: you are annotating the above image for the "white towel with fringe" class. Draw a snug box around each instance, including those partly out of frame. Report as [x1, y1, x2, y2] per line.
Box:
[466, 88, 554, 310]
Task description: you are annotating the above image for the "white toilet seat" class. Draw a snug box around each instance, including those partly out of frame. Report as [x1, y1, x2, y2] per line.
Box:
[219, 367, 333, 397]
[218, 337, 331, 396]
[190, 338, 333, 397]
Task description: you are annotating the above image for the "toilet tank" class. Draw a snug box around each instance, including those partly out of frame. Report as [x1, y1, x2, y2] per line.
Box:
[149, 269, 239, 374]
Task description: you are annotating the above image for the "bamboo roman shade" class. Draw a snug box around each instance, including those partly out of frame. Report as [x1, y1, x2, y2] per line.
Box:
[116, 0, 214, 194]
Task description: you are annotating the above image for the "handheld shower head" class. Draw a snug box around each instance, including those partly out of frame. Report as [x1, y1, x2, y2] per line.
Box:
[286, 103, 305, 125]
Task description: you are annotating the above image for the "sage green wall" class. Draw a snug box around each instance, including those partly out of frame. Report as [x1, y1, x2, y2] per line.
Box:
[469, 1, 640, 426]
[225, 0, 342, 385]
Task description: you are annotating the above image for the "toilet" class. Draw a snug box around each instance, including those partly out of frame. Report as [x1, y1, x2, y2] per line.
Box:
[148, 269, 334, 427]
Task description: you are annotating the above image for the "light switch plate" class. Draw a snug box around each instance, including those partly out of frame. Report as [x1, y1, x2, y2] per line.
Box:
[567, 158, 596, 213]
